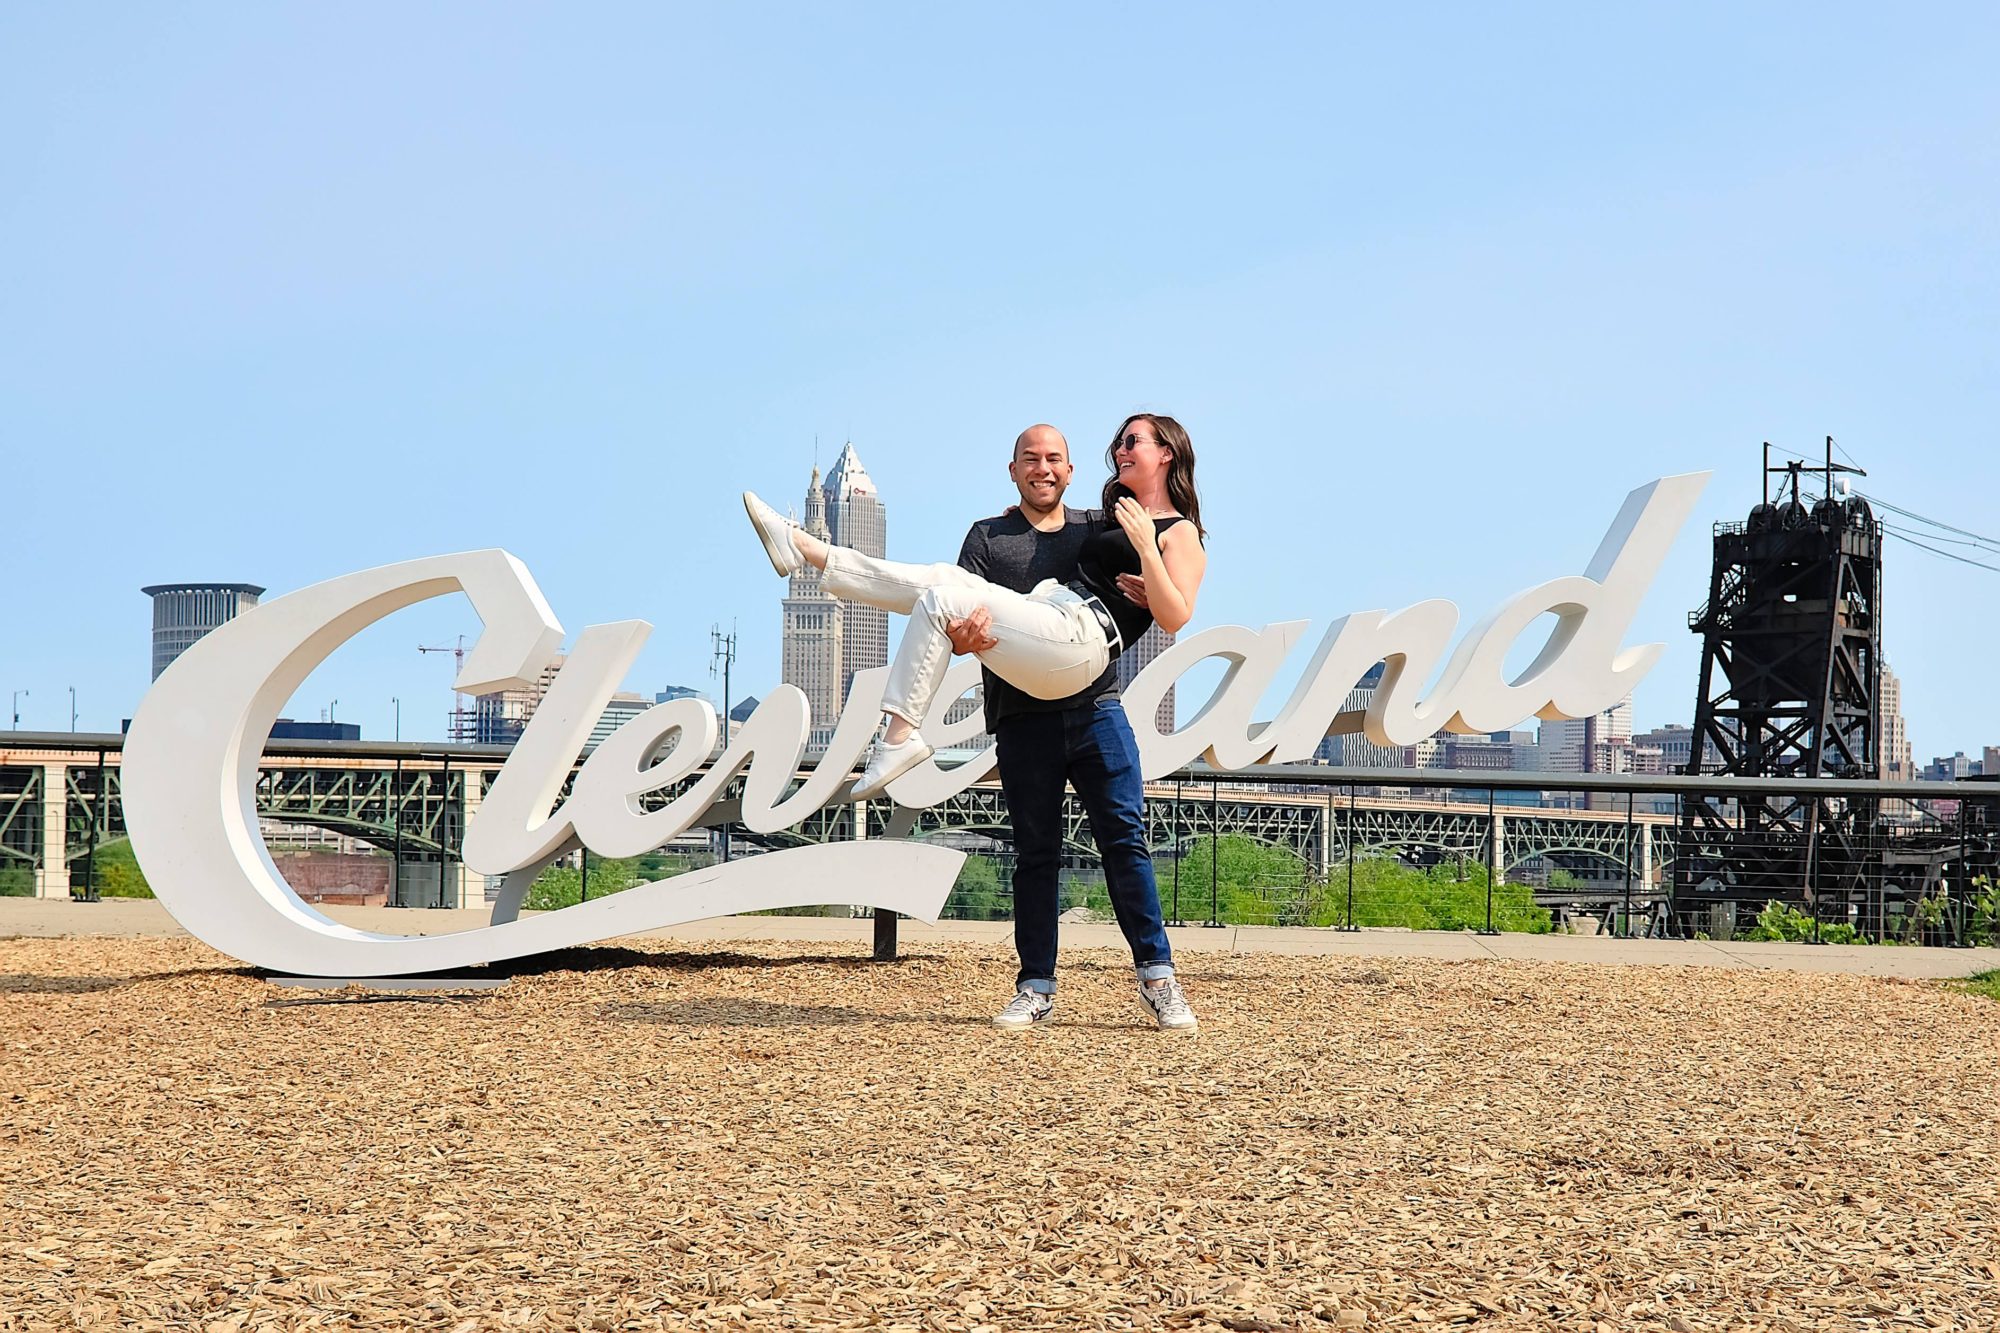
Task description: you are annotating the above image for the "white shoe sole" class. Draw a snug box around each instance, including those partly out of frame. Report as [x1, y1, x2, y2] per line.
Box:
[743, 491, 800, 576]
[994, 1009, 1054, 1031]
[850, 739, 933, 801]
[1137, 994, 1198, 1032]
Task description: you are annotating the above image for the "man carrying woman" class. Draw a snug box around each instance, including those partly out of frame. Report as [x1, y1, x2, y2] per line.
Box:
[742, 414, 1206, 1031]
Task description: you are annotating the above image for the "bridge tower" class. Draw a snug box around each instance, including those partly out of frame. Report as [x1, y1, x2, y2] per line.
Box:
[1673, 442, 1885, 935]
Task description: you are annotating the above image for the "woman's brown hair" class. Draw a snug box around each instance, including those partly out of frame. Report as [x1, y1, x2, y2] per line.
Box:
[1101, 413, 1205, 538]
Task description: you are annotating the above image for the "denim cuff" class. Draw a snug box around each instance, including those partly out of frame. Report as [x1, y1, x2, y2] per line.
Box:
[1018, 977, 1056, 996]
[1137, 963, 1176, 983]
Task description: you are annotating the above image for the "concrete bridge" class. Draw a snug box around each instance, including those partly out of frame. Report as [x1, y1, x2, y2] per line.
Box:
[2, 734, 1675, 909]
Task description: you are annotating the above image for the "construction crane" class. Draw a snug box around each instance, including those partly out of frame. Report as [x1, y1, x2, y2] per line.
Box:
[418, 636, 477, 743]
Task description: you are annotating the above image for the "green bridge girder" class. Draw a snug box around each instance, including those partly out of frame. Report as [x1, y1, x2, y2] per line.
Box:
[0, 758, 1674, 888]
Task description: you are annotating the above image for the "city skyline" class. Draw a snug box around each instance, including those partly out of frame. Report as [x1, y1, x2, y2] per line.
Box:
[3, 455, 1981, 779]
[5, 9, 1998, 761]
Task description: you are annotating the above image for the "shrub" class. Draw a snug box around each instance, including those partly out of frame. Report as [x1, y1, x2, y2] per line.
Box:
[525, 855, 638, 911]
[90, 842, 154, 899]
[1314, 856, 1550, 933]
[944, 854, 1009, 921]
[1740, 899, 1860, 945]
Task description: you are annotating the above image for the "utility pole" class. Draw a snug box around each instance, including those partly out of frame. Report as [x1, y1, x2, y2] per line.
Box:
[711, 622, 737, 863]
[10, 690, 25, 730]
[392, 696, 401, 742]
[68, 687, 77, 733]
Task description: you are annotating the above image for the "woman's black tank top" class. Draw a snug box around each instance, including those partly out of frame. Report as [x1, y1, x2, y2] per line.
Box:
[1071, 514, 1191, 648]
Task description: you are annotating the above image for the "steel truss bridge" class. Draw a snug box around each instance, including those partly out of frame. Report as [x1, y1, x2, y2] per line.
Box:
[4, 736, 1677, 910]
[820, 781, 1668, 891]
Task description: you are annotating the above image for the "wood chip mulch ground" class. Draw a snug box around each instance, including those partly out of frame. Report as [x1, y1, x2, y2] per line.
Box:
[2, 936, 1996, 1331]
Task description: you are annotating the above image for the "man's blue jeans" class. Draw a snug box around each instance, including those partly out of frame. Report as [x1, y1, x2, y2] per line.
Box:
[994, 697, 1175, 995]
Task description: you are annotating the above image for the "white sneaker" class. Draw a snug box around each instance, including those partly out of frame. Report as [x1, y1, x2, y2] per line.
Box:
[850, 730, 933, 800]
[994, 989, 1055, 1030]
[1137, 977, 1197, 1031]
[742, 491, 803, 576]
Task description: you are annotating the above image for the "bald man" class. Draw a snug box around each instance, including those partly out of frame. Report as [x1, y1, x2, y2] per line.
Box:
[945, 425, 1194, 1032]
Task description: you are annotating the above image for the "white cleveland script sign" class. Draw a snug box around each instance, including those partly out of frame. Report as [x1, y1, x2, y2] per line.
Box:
[123, 473, 1707, 975]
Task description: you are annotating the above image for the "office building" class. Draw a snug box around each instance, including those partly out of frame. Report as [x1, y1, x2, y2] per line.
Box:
[1441, 734, 1514, 770]
[1115, 625, 1175, 733]
[1324, 664, 1404, 768]
[1633, 723, 1695, 774]
[269, 719, 362, 742]
[143, 582, 264, 679]
[821, 443, 887, 700]
[1537, 699, 1633, 773]
[781, 466, 847, 749]
[586, 694, 652, 753]
[1879, 663, 1913, 781]
[940, 686, 994, 754]
[473, 654, 566, 745]
[1924, 752, 1976, 781]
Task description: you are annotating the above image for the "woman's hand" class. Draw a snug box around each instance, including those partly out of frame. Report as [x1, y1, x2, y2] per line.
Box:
[1114, 496, 1159, 552]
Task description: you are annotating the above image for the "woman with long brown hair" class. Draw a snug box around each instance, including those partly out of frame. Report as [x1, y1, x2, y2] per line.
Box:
[742, 412, 1207, 797]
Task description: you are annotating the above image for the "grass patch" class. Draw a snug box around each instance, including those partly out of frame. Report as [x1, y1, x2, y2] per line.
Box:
[1946, 969, 2000, 1001]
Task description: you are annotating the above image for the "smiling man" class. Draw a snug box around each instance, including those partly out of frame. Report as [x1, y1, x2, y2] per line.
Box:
[946, 424, 1195, 1032]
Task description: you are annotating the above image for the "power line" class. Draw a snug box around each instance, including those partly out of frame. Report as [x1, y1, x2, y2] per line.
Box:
[1767, 441, 2000, 572]
[1877, 523, 2000, 553]
[1881, 525, 2000, 573]
[1861, 491, 2000, 551]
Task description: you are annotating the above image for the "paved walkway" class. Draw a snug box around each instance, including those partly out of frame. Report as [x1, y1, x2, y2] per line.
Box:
[4, 897, 1996, 979]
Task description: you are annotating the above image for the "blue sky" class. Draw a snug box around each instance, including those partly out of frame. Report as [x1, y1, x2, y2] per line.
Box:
[4, 6, 1996, 760]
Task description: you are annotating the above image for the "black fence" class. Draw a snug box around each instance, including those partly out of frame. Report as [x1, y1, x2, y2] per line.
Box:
[4, 735, 1996, 948]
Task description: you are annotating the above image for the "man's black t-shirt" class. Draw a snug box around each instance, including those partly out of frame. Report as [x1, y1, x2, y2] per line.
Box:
[956, 507, 1118, 729]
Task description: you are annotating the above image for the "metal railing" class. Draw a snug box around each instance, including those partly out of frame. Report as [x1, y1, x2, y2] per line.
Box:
[4, 734, 1995, 948]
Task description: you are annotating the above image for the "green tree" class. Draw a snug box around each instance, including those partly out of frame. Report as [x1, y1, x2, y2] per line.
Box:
[636, 850, 712, 881]
[945, 854, 1008, 920]
[525, 853, 639, 911]
[1740, 899, 1861, 945]
[1174, 835, 1313, 925]
[91, 841, 154, 899]
[1322, 856, 1551, 933]
[0, 860, 33, 896]
[1971, 875, 2000, 947]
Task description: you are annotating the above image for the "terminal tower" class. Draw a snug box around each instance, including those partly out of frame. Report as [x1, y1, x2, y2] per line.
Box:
[781, 443, 888, 745]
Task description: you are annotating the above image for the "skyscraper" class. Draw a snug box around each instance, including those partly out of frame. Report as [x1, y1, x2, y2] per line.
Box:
[143, 582, 264, 679]
[1115, 625, 1176, 734]
[1325, 663, 1402, 767]
[782, 466, 846, 747]
[1536, 698, 1633, 772]
[473, 653, 566, 744]
[1879, 660, 1912, 781]
[821, 443, 887, 699]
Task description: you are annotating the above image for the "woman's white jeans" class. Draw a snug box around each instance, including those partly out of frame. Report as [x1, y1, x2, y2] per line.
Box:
[820, 548, 1112, 728]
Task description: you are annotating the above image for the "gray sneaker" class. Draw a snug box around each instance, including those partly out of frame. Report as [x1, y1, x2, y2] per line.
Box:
[993, 989, 1055, 1030]
[1137, 977, 1197, 1031]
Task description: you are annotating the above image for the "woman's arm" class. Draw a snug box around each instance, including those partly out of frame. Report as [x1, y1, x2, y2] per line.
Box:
[1115, 498, 1206, 634]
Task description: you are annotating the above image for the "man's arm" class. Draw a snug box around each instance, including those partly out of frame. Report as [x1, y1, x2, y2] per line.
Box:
[955, 522, 989, 579]
[948, 522, 999, 654]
